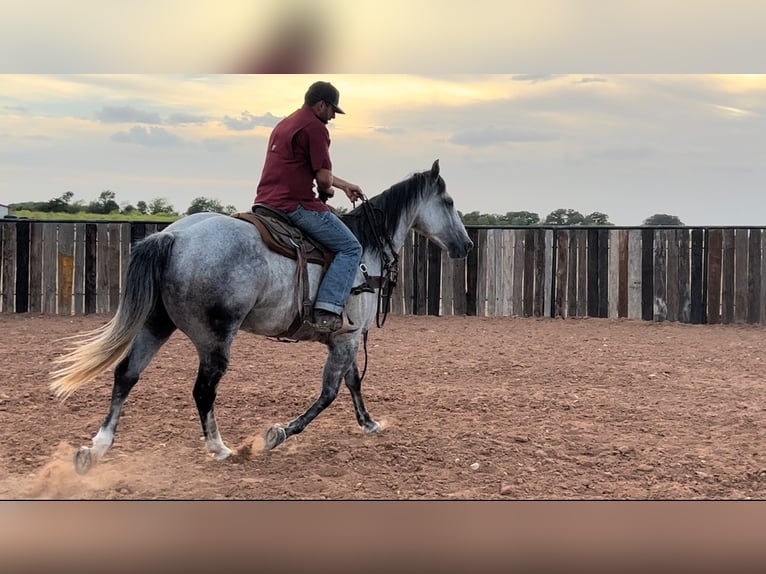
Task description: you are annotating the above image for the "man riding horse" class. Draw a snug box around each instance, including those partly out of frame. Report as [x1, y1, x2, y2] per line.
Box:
[254, 81, 365, 333]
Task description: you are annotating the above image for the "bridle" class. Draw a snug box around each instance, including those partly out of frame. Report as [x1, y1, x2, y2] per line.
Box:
[350, 196, 400, 328]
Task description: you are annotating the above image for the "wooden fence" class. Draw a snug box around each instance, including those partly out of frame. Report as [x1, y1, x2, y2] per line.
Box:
[2, 220, 766, 324]
[0, 220, 167, 315]
[388, 226, 766, 325]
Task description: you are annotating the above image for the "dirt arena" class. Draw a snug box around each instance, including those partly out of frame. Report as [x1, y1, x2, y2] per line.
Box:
[0, 313, 764, 500]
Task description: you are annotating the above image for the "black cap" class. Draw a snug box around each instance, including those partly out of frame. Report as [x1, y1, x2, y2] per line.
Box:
[305, 81, 345, 114]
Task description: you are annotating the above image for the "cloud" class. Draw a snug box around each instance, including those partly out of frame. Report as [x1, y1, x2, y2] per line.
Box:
[372, 126, 406, 135]
[167, 112, 208, 125]
[110, 126, 184, 147]
[3, 105, 28, 114]
[222, 111, 281, 131]
[512, 74, 561, 83]
[576, 77, 608, 84]
[97, 106, 162, 124]
[449, 126, 559, 147]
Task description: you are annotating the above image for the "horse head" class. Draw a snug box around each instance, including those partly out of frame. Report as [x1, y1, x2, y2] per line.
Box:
[411, 159, 474, 258]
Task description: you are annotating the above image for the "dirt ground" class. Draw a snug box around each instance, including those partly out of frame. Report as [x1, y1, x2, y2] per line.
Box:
[0, 313, 764, 500]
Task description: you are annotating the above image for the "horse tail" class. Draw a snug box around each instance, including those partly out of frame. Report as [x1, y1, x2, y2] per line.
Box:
[50, 231, 176, 400]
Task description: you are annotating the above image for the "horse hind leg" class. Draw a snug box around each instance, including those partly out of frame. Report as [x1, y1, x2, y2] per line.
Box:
[192, 342, 234, 461]
[75, 317, 176, 474]
[265, 341, 350, 450]
[344, 363, 381, 435]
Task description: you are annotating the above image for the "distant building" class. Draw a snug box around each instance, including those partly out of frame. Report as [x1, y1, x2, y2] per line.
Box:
[0, 203, 8, 218]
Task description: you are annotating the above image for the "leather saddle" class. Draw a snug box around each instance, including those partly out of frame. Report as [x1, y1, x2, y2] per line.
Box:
[231, 204, 335, 339]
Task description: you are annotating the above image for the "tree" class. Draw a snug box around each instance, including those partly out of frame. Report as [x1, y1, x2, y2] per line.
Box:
[136, 200, 148, 215]
[186, 196, 227, 215]
[503, 211, 540, 226]
[643, 213, 684, 226]
[148, 197, 177, 215]
[88, 190, 120, 214]
[544, 208, 584, 225]
[583, 212, 612, 226]
[44, 191, 75, 213]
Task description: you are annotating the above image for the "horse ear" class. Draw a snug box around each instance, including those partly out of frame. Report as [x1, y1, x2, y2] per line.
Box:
[430, 159, 440, 180]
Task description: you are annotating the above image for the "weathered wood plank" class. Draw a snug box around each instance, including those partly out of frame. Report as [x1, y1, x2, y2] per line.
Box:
[627, 230, 642, 319]
[485, 229, 497, 317]
[762, 231, 766, 324]
[29, 222, 43, 313]
[597, 228, 609, 318]
[512, 229, 524, 316]
[533, 228, 546, 317]
[465, 228, 478, 316]
[1, 223, 16, 313]
[73, 223, 86, 315]
[440, 250, 453, 316]
[677, 229, 691, 323]
[452, 253, 466, 316]
[734, 228, 748, 323]
[653, 230, 667, 321]
[608, 230, 620, 318]
[555, 230, 569, 318]
[427, 240, 441, 316]
[586, 229, 601, 317]
[500, 231, 513, 316]
[544, 229, 553, 318]
[120, 223, 131, 302]
[576, 231, 587, 317]
[690, 229, 704, 324]
[706, 229, 723, 325]
[475, 229, 488, 316]
[57, 224, 75, 315]
[747, 228, 761, 324]
[15, 221, 30, 313]
[107, 223, 122, 313]
[401, 230, 414, 315]
[641, 228, 654, 321]
[567, 229, 579, 317]
[666, 230, 679, 322]
[721, 229, 735, 324]
[84, 223, 97, 314]
[96, 224, 110, 313]
[523, 229, 535, 317]
[43, 223, 58, 314]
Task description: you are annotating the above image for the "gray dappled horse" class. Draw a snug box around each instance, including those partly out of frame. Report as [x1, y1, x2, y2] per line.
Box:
[50, 160, 473, 474]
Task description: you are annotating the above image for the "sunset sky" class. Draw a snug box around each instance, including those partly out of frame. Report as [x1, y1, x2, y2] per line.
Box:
[2, 74, 765, 226]
[1, 2, 765, 226]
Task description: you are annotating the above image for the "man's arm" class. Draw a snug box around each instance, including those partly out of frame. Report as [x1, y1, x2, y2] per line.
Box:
[317, 168, 365, 202]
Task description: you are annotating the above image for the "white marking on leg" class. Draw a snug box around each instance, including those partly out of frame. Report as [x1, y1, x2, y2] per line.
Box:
[91, 427, 114, 458]
[204, 411, 231, 460]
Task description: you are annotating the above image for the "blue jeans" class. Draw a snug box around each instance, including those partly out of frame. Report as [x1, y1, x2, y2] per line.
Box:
[287, 205, 362, 316]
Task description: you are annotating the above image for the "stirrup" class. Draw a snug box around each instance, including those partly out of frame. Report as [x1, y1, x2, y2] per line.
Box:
[311, 311, 343, 333]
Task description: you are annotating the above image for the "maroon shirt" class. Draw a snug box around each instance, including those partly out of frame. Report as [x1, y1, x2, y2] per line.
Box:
[254, 106, 332, 213]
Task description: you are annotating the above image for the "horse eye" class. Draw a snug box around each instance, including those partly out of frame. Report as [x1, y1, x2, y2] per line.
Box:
[444, 197, 454, 207]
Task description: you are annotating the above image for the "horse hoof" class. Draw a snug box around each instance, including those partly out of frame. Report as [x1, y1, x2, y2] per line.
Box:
[74, 447, 93, 475]
[213, 447, 233, 461]
[264, 425, 286, 450]
[363, 421, 382, 434]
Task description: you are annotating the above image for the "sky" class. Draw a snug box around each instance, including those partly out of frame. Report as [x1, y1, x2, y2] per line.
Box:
[1, 1, 765, 227]
[2, 74, 765, 226]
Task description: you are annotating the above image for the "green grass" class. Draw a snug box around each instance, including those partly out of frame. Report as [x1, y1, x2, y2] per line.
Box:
[9, 210, 182, 222]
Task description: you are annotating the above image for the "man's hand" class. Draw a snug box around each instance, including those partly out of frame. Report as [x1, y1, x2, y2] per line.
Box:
[344, 183, 365, 202]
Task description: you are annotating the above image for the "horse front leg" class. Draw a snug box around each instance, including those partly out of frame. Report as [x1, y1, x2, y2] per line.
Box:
[264, 340, 351, 450]
[344, 362, 381, 434]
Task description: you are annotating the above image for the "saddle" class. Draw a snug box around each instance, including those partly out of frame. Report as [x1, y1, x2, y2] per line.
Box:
[231, 205, 335, 338]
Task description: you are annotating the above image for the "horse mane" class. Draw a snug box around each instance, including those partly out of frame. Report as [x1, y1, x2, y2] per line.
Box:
[341, 169, 445, 254]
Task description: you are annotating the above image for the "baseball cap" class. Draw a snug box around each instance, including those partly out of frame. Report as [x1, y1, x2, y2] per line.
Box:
[305, 81, 345, 114]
